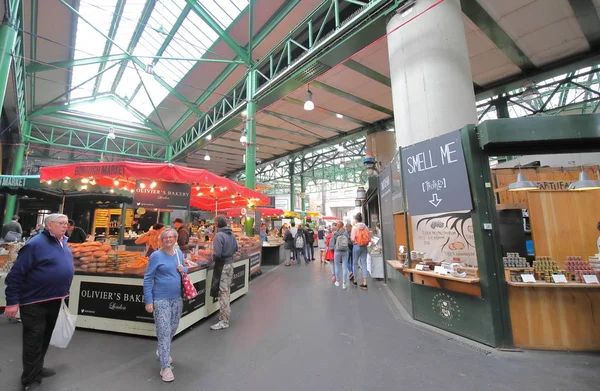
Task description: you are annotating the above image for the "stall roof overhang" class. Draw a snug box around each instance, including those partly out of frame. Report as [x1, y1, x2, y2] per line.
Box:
[477, 113, 600, 155]
[3, 0, 600, 176]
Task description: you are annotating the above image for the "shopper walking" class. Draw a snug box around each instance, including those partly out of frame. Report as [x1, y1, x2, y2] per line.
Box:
[332, 221, 350, 289]
[2, 215, 23, 241]
[283, 226, 294, 266]
[4, 213, 74, 391]
[346, 222, 354, 278]
[66, 219, 87, 243]
[294, 224, 308, 265]
[210, 216, 239, 330]
[305, 225, 316, 261]
[351, 213, 371, 289]
[318, 226, 327, 263]
[325, 227, 336, 281]
[143, 228, 187, 382]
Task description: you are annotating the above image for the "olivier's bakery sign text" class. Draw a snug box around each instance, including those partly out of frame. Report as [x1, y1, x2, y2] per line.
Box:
[78, 281, 154, 323]
[134, 180, 191, 210]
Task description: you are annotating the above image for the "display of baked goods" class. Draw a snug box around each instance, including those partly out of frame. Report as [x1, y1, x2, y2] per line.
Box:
[70, 242, 147, 275]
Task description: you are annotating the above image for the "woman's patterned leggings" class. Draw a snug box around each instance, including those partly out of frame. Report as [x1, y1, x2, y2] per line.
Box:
[153, 298, 183, 369]
[219, 264, 234, 322]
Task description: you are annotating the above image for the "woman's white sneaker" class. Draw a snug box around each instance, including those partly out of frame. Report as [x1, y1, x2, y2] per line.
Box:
[334, 281, 340, 287]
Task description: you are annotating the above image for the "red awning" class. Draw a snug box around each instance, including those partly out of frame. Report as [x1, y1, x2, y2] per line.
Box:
[321, 215, 340, 221]
[216, 207, 284, 218]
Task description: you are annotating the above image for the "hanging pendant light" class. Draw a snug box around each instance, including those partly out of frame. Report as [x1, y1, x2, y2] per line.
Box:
[568, 169, 600, 191]
[507, 172, 538, 191]
[204, 153, 211, 161]
[304, 85, 314, 111]
[240, 130, 247, 144]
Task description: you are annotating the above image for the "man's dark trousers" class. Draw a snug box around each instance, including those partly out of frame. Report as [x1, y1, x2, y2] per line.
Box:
[19, 299, 61, 385]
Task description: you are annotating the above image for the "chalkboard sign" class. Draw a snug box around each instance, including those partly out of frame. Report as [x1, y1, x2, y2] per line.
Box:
[401, 130, 472, 216]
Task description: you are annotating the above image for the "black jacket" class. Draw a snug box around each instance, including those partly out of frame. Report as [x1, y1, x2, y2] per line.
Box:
[305, 228, 315, 244]
[283, 230, 295, 249]
[67, 227, 87, 243]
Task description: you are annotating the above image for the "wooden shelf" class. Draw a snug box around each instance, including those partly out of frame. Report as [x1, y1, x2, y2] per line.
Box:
[406, 269, 480, 284]
[507, 281, 600, 289]
[386, 260, 404, 271]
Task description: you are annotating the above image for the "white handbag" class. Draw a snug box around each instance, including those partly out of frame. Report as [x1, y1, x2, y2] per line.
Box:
[50, 299, 77, 348]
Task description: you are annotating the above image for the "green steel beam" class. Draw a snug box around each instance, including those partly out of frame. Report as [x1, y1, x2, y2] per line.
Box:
[29, 0, 38, 109]
[256, 122, 323, 141]
[26, 54, 129, 73]
[173, 0, 398, 160]
[342, 59, 391, 87]
[29, 95, 113, 118]
[168, 0, 302, 135]
[131, 61, 170, 141]
[460, 0, 536, 72]
[45, 113, 161, 139]
[310, 81, 394, 116]
[282, 96, 370, 127]
[185, 0, 251, 65]
[477, 114, 600, 155]
[112, 0, 156, 92]
[263, 110, 346, 135]
[129, 56, 202, 116]
[111, 95, 169, 141]
[568, 0, 600, 49]
[27, 122, 169, 161]
[93, 0, 126, 96]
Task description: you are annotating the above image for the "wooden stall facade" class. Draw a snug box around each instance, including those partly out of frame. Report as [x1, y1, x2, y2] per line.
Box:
[491, 166, 598, 210]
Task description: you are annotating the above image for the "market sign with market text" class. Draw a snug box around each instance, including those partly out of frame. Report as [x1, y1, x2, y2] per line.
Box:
[133, 180, 191, 210]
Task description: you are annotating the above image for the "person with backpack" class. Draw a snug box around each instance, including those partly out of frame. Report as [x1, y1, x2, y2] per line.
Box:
[293, 223, 308, 265]
[332, 221, 350, 289]
[350, 213, 370, 290]
[283, 226, 295, 266]
[2, 215, 23, 242]
[305, 225, 315, 261]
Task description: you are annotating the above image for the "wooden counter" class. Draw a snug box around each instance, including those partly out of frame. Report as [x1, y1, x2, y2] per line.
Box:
[405, 269, 482, 297]
[507, 282, 600, 351]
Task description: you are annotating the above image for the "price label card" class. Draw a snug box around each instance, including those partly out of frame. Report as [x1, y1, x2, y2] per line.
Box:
[415, 264, 425, 271]
[521, 274, 536, 283]
[434, 266, 448, 275]
[552, 274, 568, 284]
[583, 275, 599, 284]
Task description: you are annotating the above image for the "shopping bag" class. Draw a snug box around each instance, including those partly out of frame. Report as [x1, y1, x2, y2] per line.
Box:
[177, 251, 197, 300]
[50, 300, 77, 348]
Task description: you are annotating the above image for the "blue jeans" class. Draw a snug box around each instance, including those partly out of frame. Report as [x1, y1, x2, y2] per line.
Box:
[334, 251, 349, 283]
[294, 248, 306, 264]
[305, 243, 314, 260]
[352, 245, 369, 281]
[347, 244, 354, 272]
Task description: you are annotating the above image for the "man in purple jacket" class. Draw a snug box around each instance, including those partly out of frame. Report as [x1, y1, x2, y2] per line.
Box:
[4, 213, 74, 391]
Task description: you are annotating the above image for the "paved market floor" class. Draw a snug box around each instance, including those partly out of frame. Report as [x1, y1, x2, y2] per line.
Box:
[1, 257, 599, 391]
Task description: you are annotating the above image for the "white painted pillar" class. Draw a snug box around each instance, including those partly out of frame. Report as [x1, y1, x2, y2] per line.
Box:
[387, 0, 477, 147]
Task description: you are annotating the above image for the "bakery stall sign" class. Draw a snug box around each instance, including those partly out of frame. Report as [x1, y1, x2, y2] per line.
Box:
[249, 251, 261, 275]
[133, 180, 191, 209]
[78, 281, 154, 323]
[402, 130, 473, 216]
[230, 264, 246, 294]
[181, 279, 206, 317]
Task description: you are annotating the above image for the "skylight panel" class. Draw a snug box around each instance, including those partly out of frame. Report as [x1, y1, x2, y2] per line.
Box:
[73, 98, 143, 124]
[97, 62, 122, 93]
[69, 0, 118, 100]
[199, 0, 234, 28]
[115, 63, 142, 100]
[109, 0, 147, 55]
[130, 71, 170, 115]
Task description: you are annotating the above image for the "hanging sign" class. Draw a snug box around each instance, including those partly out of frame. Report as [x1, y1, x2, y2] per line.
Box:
[402, 130, 472, 216]
[133, 180, 191, 210]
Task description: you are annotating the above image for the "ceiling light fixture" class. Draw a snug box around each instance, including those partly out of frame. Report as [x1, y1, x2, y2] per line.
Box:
[206, 134, 212, 140]
[241, 109, 248, 117]
[304, 85, 314, 111]
[521, 82, 541, 102]
[114, 180, 119, 186]
[568, 169, 600, 191]
[150, 181, 157, 189]
[140, 183, 146, 189]
[507, 172, 538, 191]
[107, 127, 116, 140]
[145, 63, 154, 74]
[336, 113, 343, 119]
[204, 153, 211, 161]
[240, 130, 247, 144]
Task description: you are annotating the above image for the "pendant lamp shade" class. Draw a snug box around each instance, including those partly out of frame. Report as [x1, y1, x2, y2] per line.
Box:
[568, 170, 600, 191]
[304, 90, 314, 111]
[507, 172, 538, 191]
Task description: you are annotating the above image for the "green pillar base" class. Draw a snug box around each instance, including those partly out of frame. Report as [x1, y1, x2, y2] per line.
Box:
[162, 212, 171, 226]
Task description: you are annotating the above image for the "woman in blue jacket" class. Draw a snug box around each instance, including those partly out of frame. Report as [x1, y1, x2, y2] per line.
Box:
[143, 228, 187, 383]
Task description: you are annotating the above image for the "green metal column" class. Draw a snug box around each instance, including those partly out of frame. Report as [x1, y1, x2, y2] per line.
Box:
[3, 144, 25, 223]
[244, 69, 258, 190]
[300, 174, 306, 212]
[118, 202, 126, 244]
[162, 211, 171, 226]
[0, 20, 18, 111]
[289, 161, 295, 212]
